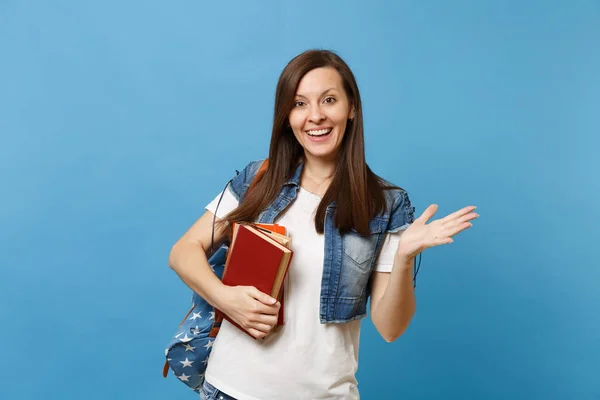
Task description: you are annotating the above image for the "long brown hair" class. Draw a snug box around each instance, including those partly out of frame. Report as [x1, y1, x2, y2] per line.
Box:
[223, 49, 396, 236]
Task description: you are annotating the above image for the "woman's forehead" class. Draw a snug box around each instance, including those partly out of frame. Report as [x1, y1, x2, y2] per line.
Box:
[295, 67, 344, 96]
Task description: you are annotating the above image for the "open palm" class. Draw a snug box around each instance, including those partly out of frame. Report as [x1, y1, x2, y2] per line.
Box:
[397, 204, 478, 259]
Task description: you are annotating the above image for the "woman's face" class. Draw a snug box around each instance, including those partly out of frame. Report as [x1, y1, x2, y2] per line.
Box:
[288, 67, 354, 163]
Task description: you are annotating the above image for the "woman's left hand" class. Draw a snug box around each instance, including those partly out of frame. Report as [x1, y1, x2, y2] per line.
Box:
[396, 204, 478, 260]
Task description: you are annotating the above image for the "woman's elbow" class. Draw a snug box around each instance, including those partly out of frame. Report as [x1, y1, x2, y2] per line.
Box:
[377, 310, 416, 343]
[168, 242, 182, 271]
[381, 328, 406, 343]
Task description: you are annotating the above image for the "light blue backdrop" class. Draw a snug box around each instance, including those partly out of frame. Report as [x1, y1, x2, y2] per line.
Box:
[1, 1, 598, 399]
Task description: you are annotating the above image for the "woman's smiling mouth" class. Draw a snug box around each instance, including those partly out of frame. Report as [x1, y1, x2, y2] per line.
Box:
[306, 128, 333, 137]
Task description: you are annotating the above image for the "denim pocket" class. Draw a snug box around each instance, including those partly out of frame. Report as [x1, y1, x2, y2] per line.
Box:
[342, 220, 384, 267]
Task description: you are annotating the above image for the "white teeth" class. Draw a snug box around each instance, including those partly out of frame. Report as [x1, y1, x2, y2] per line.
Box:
[307, 128, 332, 136]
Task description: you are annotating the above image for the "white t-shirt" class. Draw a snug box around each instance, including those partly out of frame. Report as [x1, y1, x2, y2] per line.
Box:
[204, 186, 402, 400]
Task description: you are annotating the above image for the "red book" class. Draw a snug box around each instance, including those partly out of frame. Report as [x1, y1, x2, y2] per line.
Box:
[254, 224, 288, 326]
[215, 223, 293, 339]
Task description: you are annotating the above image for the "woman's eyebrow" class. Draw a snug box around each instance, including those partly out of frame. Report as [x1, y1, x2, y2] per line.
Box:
[295, 88, 338, 99]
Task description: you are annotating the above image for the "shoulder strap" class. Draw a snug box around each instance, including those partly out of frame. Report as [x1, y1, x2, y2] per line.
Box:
[246, 159, 269, 196]
[210, 159, 269, 253]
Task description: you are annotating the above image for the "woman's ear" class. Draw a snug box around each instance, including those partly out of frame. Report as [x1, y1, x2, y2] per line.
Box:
[349, 108, 355, 121]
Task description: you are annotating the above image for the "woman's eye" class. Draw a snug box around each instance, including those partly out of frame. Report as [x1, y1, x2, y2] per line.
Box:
[324, 97, 336, 104]
[294, 101, 305, 107]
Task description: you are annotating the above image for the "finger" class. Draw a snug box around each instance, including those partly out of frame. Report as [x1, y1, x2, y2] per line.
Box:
[252, 313, 278, 327]
[252, 300, 280, 316]
[247, 328, 267, 339]
[428, 219, 474, 245]
[457, 212, 479, 224]
[416, 204, 438, 223]
[443, 221, 473, 238]
[246, 286, 278, 306]
[440, 206, 477, 224]
[250, 322, 273, 333]
[444, 212, 478, 230]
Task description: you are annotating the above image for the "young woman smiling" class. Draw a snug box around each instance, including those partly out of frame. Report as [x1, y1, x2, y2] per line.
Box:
[169, 49, 478, 400]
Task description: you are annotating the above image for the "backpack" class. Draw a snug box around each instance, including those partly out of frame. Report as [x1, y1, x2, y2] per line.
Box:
[163, 161, 268, 392]
[162, 244, 228, 392]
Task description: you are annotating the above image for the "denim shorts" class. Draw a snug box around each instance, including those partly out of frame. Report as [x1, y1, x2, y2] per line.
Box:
[200, 380, 238, 400]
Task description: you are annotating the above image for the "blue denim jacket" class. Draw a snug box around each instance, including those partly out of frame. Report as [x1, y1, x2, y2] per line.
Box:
[226, 159, 415, 324]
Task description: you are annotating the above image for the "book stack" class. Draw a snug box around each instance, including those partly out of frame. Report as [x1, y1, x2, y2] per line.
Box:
[211, 223, 293, 339]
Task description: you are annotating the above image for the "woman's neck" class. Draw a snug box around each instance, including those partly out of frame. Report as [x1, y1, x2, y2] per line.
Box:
[300, 154, 337, 196]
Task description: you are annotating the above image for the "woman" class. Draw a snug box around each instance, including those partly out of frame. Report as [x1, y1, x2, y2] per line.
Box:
[169, 49, 478, 400]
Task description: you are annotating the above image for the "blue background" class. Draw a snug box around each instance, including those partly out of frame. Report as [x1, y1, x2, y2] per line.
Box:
[1, 1, 598, 399]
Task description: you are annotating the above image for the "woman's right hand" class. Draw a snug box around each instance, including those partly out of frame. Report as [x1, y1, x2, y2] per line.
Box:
[219, 285, 281, 339]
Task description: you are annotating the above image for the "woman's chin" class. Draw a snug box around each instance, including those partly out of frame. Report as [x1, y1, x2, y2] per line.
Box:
[303, 147, 340, 162]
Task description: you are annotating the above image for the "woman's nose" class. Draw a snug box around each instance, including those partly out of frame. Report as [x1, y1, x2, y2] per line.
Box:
[308, 105, 326, 123]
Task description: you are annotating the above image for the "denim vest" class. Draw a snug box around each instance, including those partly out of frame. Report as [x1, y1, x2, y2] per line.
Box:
[227, 159, 415, 324]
